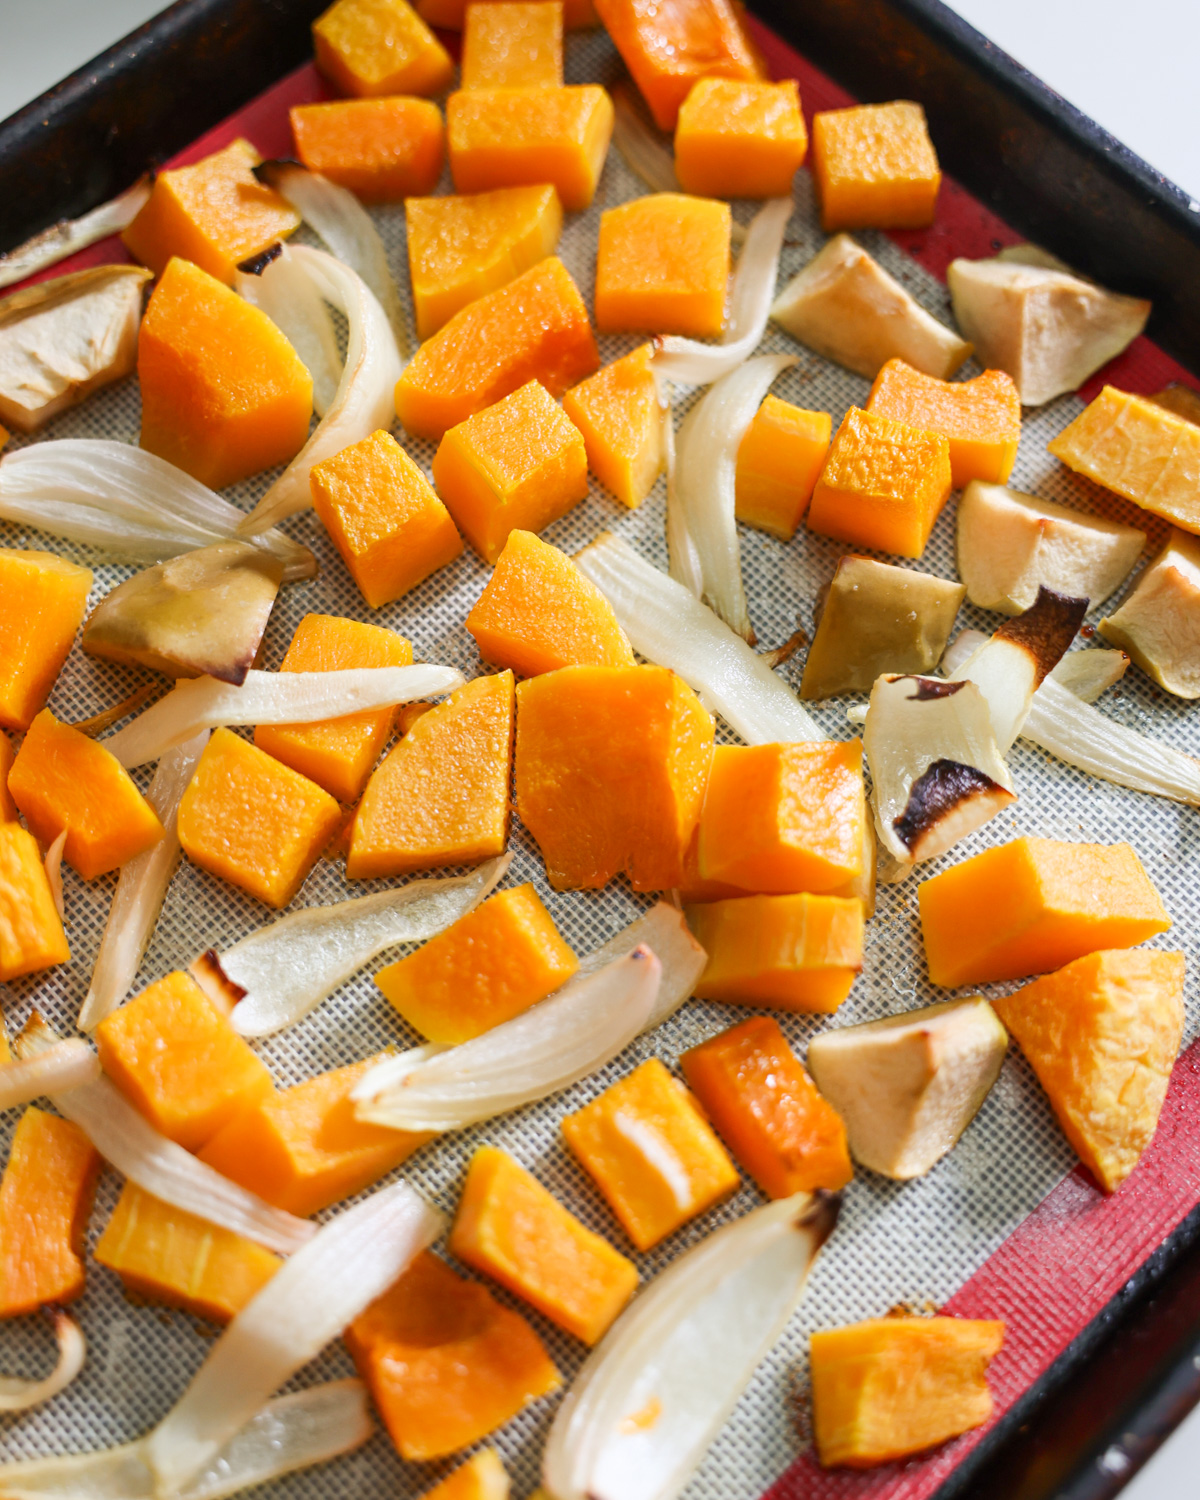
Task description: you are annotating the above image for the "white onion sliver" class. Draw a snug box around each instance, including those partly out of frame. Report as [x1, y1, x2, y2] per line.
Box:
[0, 178, 151, 290]
[80, 731, 208, 1031]
[611, 86, 680, 196]
[238, 246, 403, 534]
[664, 396, 703, 596]
[0, 1312, 85, 1414]
[354, 946, 662, 1132]
[224, 855, 511, 1036]
[0, 1041, 99, 1111]
[236, 245, 341, 416]
[576, 532, 823, 745]
[43, 829, 67, 922]
[543, 1192, 839, 1500]
[147, 1184, 442, 1494]
[574, 902, 706, 1031]
[103, 665, 463, 768]
[1049, 648, 1129, 702]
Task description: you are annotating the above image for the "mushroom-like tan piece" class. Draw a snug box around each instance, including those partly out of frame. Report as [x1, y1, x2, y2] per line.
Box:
[1099, 530, 1200, 699]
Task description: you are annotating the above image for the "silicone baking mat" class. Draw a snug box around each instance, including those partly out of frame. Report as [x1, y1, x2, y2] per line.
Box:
[1, 16, 1198, 1500]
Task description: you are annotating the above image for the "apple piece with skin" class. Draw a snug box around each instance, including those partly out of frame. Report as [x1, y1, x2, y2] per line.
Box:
[1099, 529, 1200, 699]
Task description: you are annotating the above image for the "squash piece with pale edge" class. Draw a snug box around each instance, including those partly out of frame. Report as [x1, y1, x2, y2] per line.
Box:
[1099, 529, 1200, 698]
[406, 185, 563, 340]
[466, 529, 634, 675]
[812, 101, 940, 232]
[139, 257, 313, 491]
[0, 824, 70, 982]
[178, 727, 342, 909]
[349, 671, 514, 879]
[595, 193, 731, 338]
[290, 98, 445, 201]
[866, 359, 1021, 488]
[993, 948, 1184, 1192]
[735, 395, 831, 539]
[0, 547, 92, 733]
[918, 837, 1171, 988]
[95, 970, 273, 1151]
[811, 1317, 1005, 1467]
[450, 1145, 638, 1345]
[675, 78, 807, 199]
[562, 1057, 739, 1250]
[122, 138, 300, 284]
[562, 343, 664, 508]
[9, 710, 164, 879]
[418, 1452, 510, 1500]
[346, 1250, 560, 1460]
[462, 2, 563, 88]
[312, 0, 454, 97]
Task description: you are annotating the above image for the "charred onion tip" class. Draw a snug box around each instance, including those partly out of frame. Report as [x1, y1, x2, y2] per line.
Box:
[892, 758, 1008, 850]
[994, 585, 1090, 681]
[798, 1188, 843, 1247]
[237, 242, 284, 277]
[252, 158, 305, 184]
[903, 677, 967, 701]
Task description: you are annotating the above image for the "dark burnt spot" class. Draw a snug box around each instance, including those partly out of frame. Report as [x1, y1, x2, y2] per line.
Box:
[236, 242, 283, 276]
[900, 676, 968, 701]
[994, 586, 1088, 685]
[252, 157, 303, 186]
[893, 759, 1008, 852]
[188, 949, 246, 1012]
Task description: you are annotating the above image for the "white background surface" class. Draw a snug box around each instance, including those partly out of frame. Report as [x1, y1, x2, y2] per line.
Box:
[0, 0, 1198, 1495]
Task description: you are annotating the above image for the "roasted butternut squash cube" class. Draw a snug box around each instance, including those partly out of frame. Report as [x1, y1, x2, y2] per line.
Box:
[419, 1452, 511, 1500]
[95, 1182, 281, 1323]
[349, 671, 514, 879]
[290, 97, 445, 201]
[685, 892, 864, 1013]
[515, 664, 714, 891]
[0, 1107, 99, 1317]
[562, 343, 664, 508]
[178, 727, 342, 909]
[680, 1016, 853, 1197]
[735, 396, 831, 539]
[812, 101, 941, 232]
[138, 257, 313, 491]
[0, 547, 92, 732]
[255, 614, 412, 804]
[811, 1317, 1004, 1467]
[866, 360, 1021, 488]
[562, 1058, 739, 1249]
[446, 85, 613, 211]
[96, 969, 273, 1150]
[376, 883, 578, 1043]
[396, 257, 598, 441]
[593, 0, 764, 131]
[0, 823, 70, 982]
[122, 138, 300, 284]
[595, 193, 730, 338]
[451, 1145, 638, 1344]
[346, 1250, 560, 1460]
[993, 948, 1184, 1192]
[0, 733, 16, 822]
[675, 78, 807, 198]
[311, 432, 463, 611]
[407, 185, 563, 340]
[313, 0, 454, 97]
[466, 529, 634, 674]
[462, 1, 563, 88]
[432, 380, 588, 562]
[419, 0, 595, 30]
[918, 837, 1171, 988]
[199, 1056, 431, 1216]
[9, 709, 164, 879]
[808, 406, 952, 559]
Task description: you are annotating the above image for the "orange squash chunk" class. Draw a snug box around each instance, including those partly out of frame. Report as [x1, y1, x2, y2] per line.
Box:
[9, 709, 164, 879]
[0, 824, 70, 982]
[595, 193, 730, 338]
[811, 1317, 1004, 1467]
[0, 547, 92, 733]
[312, 0, 454, 97]
[0, 733, 16, 821]
[735, 396, 831, 539]
[562, 1058, 739, 1250]
[0, 1107, 99, 1318]
[419, 0, 596, 30]
[808, 406, 952, 559]
[593, 0, 764, 131]
[993, 948, 1185, 1193]
[290, 98, 444, 201]
[255, 614, 412, 804]
[407, 185, 563, 341]
[680, 1017, 853, 1197]
[418, 1452, 510, 1500]
[139, 257, 313, 491]
[95, 1182, 281, 1323]
[866, 360, 1021, 488]
[515, 664, 713, 891]
[349, 672, 514, 879]
[812, 101, 941, 233]
[446, 84, 613, 211]
[675, 78, 807, 198]
[451, 1145, 638, 1344]
[685, 893, 864, 1013]
[376, 883, 578, 1043]
[178, 727, 342, 908]
[96, 970, 273, 1150]
[346, 1249, 560, 1460]
[396, 257, 598, 442]
[562, 343, 664, 508]
[466, 529, 634, 675]
[122, 138, 300, 285]
[462, 1, 563, 88]
[918, 837, 1171, 989]
[432, 379, 589, 563]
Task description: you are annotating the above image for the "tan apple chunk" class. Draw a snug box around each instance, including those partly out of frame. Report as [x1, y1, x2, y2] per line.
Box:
[1099, 529, 1200, 698]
